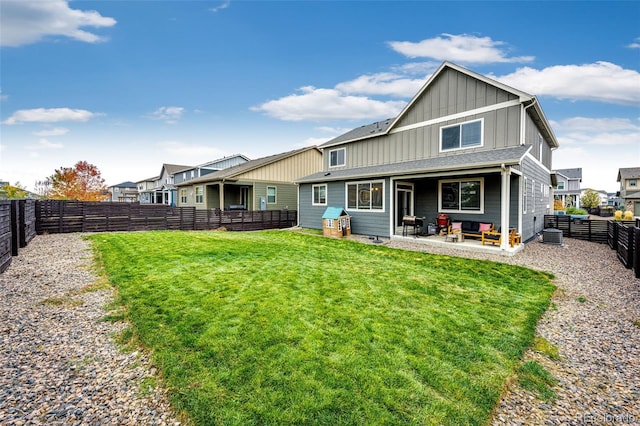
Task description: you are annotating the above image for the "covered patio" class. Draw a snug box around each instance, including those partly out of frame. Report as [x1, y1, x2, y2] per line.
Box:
[389, 231, 524, 256]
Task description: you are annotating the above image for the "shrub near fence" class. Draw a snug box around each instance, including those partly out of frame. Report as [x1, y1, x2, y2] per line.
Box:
[36, 200, 297, 234]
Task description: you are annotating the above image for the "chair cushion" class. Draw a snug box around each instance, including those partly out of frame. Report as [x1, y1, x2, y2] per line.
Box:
[484, 233, 500, 240]
[479, 223, 492, 232]
[462, 221, 479, 232]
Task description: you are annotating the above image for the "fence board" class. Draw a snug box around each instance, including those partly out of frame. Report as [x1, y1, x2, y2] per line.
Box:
[0, 201, 11, 273]
[34, 201, 296, 234]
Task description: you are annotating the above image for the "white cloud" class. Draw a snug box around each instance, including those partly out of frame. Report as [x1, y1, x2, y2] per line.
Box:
[292, 136, 333, 149]
[552, 117, 640, 192]
[251, 86, 406, 121]
[0, 87, 7, 101]
[494, 62, 640, 105]
[0, 0, 116, 47]
[3, 108, 96, 124]
[551, 117, 640, 147]
[33, 127, 70, 137]
[388, 34, 534, 64]
[627, 37, 640, 49]
[26, 138, 64, 150]
[209, 1, 230, 13]
[148, 106, 185, 124]
[335, 73, 426, 98]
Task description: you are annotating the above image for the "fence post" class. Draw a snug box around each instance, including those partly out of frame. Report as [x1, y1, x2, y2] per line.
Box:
[634, 227, 640, 279]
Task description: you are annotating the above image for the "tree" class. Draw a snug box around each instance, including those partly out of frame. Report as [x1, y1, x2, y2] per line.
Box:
[1, 181, 29, 199]
[580, 189, 601, 209]
[48, 161, 110, 201]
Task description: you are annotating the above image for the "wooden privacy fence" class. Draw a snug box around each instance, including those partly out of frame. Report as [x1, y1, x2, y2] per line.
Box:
[36, 200, 297, 234]
[544, 215, 640, 279]
[0, 199, 38, 273]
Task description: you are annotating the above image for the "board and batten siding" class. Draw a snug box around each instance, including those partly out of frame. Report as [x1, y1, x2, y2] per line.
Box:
[241, 150, 322, 182]
[299, 179, 391, 237]
[524, 113, 553, 169]
[394, 68, 519, 128]
[324, 106, 522, 171]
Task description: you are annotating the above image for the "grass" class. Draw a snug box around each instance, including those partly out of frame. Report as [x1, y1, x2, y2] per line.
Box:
[88, 230, 555, 425]
[532, 337, 561, 360]
[516, 361, 558, 401]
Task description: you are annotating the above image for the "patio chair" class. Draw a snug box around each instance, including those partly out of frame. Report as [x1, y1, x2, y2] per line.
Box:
[509, 228, 521, 247]
[481, 227, 501, 246]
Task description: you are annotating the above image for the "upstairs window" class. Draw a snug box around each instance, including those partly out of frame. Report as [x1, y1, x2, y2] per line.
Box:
[329, 148, 345, 167]
[557, 181, 565, 190]
[630, 179, 637, 187]
[440, 119, 483, 151]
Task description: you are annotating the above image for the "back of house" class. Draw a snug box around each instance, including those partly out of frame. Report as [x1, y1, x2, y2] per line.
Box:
[297, 61, 558, 248]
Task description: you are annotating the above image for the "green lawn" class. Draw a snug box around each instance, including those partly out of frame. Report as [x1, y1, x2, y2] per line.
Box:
[88, 230, 555, 425]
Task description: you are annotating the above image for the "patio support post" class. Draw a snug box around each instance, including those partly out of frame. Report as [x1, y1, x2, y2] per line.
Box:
[219, 182, 225, 210]
[500, 166, 510, 250]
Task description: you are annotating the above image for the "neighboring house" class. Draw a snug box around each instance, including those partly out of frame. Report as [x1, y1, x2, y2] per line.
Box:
[173, 154, 250, 185]
[607, 192, 620, 207]
[579, 188, 608, 206]
[176, 147, 322, 211]
[138, 164, 191, 206]
[107, 181, 139, 202]
[137, 176, 159, 204]
[552, 168, 582, 209]
[617, 167, 640, 216]
[296, 61, 558, 248]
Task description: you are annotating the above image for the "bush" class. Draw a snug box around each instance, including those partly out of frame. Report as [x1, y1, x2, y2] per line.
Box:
[624, 210, 634, 220]
[614, 210, 623, 220]
[566, 207, 588, 215]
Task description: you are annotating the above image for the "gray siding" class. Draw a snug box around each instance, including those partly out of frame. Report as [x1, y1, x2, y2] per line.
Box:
[395, 68, 519, 127]
[521, 157, 552, 240]
[324, 107, 522, 171]
[524, 113, 553, 169]
[299, 179, 391, 237]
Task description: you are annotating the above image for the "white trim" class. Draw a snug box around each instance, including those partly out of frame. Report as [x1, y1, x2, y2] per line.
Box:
[439, 118, 484, 153]
[311, 183, 328, 206]
[524, 152, 552, 174]
[266, 186, 277, 204]
[390, 100, 519, 135]
[438, 177, 485, 214]
[329, 147, 346, 168]
[523, 177, 528, 214]
[345, 179, 386, 213]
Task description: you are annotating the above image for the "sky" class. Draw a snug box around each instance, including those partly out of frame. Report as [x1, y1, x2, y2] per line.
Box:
[0, 0, 639, 194]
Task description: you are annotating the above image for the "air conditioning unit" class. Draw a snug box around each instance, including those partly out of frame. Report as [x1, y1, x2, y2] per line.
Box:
[543, 228, 563, 245]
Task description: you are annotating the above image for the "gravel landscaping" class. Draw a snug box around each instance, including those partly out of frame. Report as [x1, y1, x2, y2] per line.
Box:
[1, 232, 639, 425]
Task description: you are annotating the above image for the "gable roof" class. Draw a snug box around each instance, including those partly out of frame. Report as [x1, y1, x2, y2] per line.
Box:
[320, 61, 558, 149]
[176, 146, 321, 186]
[617, 167, 640, 181]
[322, 207, 349, 219]
[160, 163, 191, 177]
[174, 154, 251, 174]
[298, 145, 531, 183]
[554, 168, 582, 180]
[110, 181, 137, 188]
